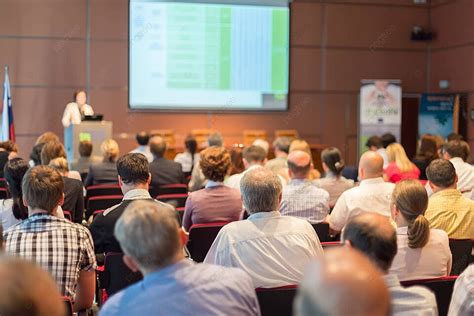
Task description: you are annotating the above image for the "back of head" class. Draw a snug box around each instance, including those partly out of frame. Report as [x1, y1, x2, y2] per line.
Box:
[426, 159, 456, 189]
[242, 145, 267, 165]
[321, 147, 345, 176]
[207, 132, 224, 147]
[0, 141, 18, 153]
[392, 180, 430, 248]
[240, 167, 282, 214]
[252, 138, 270, 156]
[417, 135, 438, 160]
[30, 143, 45, 166]
[40, 141, 66, 166]
[48, 157, 69, 175]
[136, 131, 150, 146]
[78, 140, 93, 158]
[273, 137, 291, 154]
[101, 139, 119, 162]
[114, 200, 180, 272]
[184, 135, 198, 156]
[289, 139, 311, 156]
[0, 256, 64, 316]
[366, 135, 382, 149]
[200, 147, 231, 182]
[358, 151, 384, 179]
[116, 153, 150, 186]
[386, 143, 412, 172]
[4, 158, 29, 220]
[22, 166, 64, 214]
[295, 248, 390, 316]
[149, 136, 167, 159]
[35, 132, 60, 146]
[229, 146, 245, 175]
[287, 150, 312, 179]
[381, 133, 396, 148]
[342, 213, 397, 272]
[444, 140, 467, 160]
[447, 133, 463, 142]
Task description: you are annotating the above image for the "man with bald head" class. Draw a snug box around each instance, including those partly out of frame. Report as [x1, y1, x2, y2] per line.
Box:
[280, 150, 330, 223]
[343, 213, 438, 315]
[149, 135, 185, 187]
[295, 248, 390, 316]
[328, 151, 395, 232]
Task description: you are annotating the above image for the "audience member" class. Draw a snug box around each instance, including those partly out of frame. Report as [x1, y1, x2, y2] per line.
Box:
[381, 132, 397, 148]
[412, 135, 439, 180]
[442, 140, 474, 197]
[29, 142, 45, 167]
[149, 136, 184, 187]
[49, 157, 85, 223]
[99, 200, 260, 316]
[229, 145, 245, 176]
[366, 135, 388, 167]
[280, 150, 329, 223]
[425, 159, 474, 239]
[182, 147, 241, 232]
[389, 180, 451, 281]
[384, 143, 420, 183]
[0, 256, 65, 316]
[329, 151, 395, 233]
[70, 140, 101, 174]
[225, 145, 268, 192]
[174, 135, 200, 174]
[294, 248, 390, 316]
[0, 151, 9, 178]
[314, 147, 354, 207]
[448, 264, 473, 316]
[205, 168, 323, 288]
[3, 166, 96, 312]
[252, 138, 270, 156]
[84, 139, 120, 186]
[343, 213, 438, 315]
[289, 139, 320, 179]
[130, 131, 153, 162]
[90, 153, 174, 253]
[35, 131, 60, 146]
[0, 141, 18, 160]
[265, 137, 291, 181]
[447, 132, 463, 142]
[40, 141, 82, 181]
[0, 158, 29, 230]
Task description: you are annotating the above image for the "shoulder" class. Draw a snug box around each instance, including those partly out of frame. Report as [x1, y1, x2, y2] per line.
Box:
[197, 262, 254, 287]
[0, 199, 13, 211]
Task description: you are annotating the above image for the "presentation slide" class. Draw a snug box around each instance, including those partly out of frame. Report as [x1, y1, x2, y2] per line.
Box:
[129, 0, 290, 111]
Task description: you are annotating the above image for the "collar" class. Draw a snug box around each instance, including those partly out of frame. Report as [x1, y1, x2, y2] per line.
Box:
[123, 188, 152, 200]
[450, 157, 464, 165]
[359, 177, 385, 186]
[288, 178, 310, 185]
[247, 211, 281, 220]
[205, 180, 223, 189]
[143, 259, 192, 285]
[432, 188, 462, 198]
[383, 274, 401, 289]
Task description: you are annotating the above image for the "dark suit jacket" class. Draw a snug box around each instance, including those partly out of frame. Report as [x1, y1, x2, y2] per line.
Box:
[149, 157, 185, 188]
[62, 177, 85, 223]
[84, 162, 118, 187]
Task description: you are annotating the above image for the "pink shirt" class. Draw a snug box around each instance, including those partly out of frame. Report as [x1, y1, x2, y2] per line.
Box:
[384, 162, 420, 183]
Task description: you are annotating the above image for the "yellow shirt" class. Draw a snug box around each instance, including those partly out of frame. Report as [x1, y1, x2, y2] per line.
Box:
[425, 189, 474, 239]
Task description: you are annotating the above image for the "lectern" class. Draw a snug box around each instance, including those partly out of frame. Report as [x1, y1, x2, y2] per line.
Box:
[64, 121, 113, 162]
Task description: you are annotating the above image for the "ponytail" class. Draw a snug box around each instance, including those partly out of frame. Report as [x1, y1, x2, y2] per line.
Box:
[185, 135, 198, 173]
[407, 214, 430, 249]
[12, 195, 28, 220]
[321, 147, 345, 177]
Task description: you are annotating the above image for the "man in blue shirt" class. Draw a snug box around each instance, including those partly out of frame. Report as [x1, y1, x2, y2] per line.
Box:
[100, 200, 260, 316]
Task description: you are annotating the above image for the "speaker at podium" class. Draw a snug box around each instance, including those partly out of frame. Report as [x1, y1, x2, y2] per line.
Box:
[64, 119, 112, 162]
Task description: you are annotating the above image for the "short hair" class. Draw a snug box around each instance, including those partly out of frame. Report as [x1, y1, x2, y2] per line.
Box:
[22, 166, 64, 214]
[252, 139, 270, 155]
[149, 136, 167, 158]
[443, 140, 467, 160]
[242, 145, 267, 164]
[40, 141, 66, 165]
[114, 200, 180, 271]
[366, 135, 382, 149]
[208, 132, 224, 147]
[289, 139, 311, 155]
[200, 147, 231, 182]
[136, 131, 150, 146]
[78, 140, 93, 157]
[101, 139, 119, 162]
[0, 256, 65, 316]
[29, 143, 45, 167]
[4, 158, 30, 220]
[241, 168, 282, 214]
[287, 151, 311, 177]
[381, 133, 396, 148]
[48, 157, 69, 174]
[116, 153, 150, 185]
[342, 213, 397, 272]
[35, 132, 60, 146]
[447, 133, 463, 142]
[426, 159, 456, 188]
[0, 141, 18, 153]
[273, 137, 291, 154]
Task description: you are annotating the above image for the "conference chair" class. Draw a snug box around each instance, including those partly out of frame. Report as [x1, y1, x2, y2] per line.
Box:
[86, 195, 123, 219]
[256, 285, 298, 316]
[86, 184, 122, 202]
[149, 183, 188, 197]
[449, 239, 473, 275]
[0, 187, 8, 199]
[0, 178, 6, 189]
[176, 207, 185, 225]
[401, 276, 458, 316]
[243, 130, 267, 147]
[156, 193, 188, 208]
[62, 210, 73, 222]
[187, 222, 229, 262]
[61, 296, 73, 316]
[321, 241, 342, 249]
[92, 210, 105, 219]
[274, 129, 299, 141]
[341, 166, 358, 182]
[311, 222, 330, 242]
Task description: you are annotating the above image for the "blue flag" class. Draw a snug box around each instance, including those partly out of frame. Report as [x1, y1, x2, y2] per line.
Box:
[2, 66, 15, 142]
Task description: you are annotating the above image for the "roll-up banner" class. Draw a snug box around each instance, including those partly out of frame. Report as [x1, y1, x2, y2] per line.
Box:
[418, 93, 459, 138]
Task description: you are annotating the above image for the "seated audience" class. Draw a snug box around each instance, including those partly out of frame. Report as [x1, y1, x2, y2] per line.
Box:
[49, 157, 85, 223]
[90, 153, 174, 254]
[225, 145, 268, 192]
[0, 141, 18, 160]
[447, 132, 464, 142]
[389, 180, 451, 281]
[205, 168, 323, 288]
[294, 248, 390, 316]
[384, 143, 420, 183]
[343, 213, 438, 315]
[280, 150, 329, 223]
[130, 131, 153, 162]
[289, 139, 320, 179]
[149, 136, 184, 187]
[182, 147, 241, 232]
[412, 135, 439, 180]
[366, 135, 388, 168]
[0, 256, 65, 316]
[381, 132, 397, 148]
[70, 140, 101, 174]
[99, 200, 260, 316]
[40, 141, 81, 181]
[84, 139, 120, 186]
[29, 132, 61, 167]
[189, 132, 224, 191]
[229, 145, 245, 176]
[3, 166, 96, 312]
[329, 151, 395, 233]
[265, 137, 291, 178]
[442, 140, 474, 197]
[425, 159, 474, 239]
[314, 147, 354, 207]
[174, 135, 200, 175]
[0, 158, 29, 230]
[252, 138, 270, 156]
[448, 264, 473, 316]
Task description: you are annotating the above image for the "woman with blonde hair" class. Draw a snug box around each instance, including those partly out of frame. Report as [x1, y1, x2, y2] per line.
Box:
[384, 143, 420, 183]
[84, 139, 119, 186]
[389, 180, 452, 281]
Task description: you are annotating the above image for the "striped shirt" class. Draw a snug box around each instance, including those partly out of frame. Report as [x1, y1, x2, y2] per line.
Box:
[448, 264, 473, 316]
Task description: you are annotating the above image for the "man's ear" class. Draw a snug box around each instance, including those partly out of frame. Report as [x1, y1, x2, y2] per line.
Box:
[58, 193, 65, 207]
[343, 239, 352, 248]
[118, 175, 123, 187]
[179, 227, 188, 247]
[454, 174, 458, 185]
[428, 181, 435, 190]
[22, 196, 29, 208]
[147, 173, 152, 185]
[243, 158, 249, 169]
[123, 255, 140, 273]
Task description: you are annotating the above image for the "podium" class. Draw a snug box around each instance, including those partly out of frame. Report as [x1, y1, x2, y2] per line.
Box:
[64, 121, 113, 162]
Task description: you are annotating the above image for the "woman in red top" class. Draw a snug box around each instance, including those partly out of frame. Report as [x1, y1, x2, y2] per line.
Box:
[384, 143, 420, 183]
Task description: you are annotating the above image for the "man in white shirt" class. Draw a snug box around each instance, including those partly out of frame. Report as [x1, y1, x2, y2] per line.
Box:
[442, 140, 474, 198]
[343, 213, 438, 316]
[225, 145, 267, 192]
[448, 264, 473, 316]
[130, 131, 153, 163]
[329, 151, 395, 233]
[205, 168, 323, 288]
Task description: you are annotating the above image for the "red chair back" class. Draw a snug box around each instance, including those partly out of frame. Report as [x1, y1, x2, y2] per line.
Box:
[321, 241, 342, 249]
[448, 239, 473, 275]
[156, 193, 188, 208]
[62, 210, 73, 222]
[86, 184, 122, 202]
[86, 195, 123, 219]
[187, 222, 229, 262]
[149, 183, 188, 198]
[311, 222, 330, 242]
[256, 285, 298, 316]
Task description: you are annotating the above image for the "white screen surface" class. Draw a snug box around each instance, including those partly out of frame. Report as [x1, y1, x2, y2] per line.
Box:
[129, 0, 290, 111]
